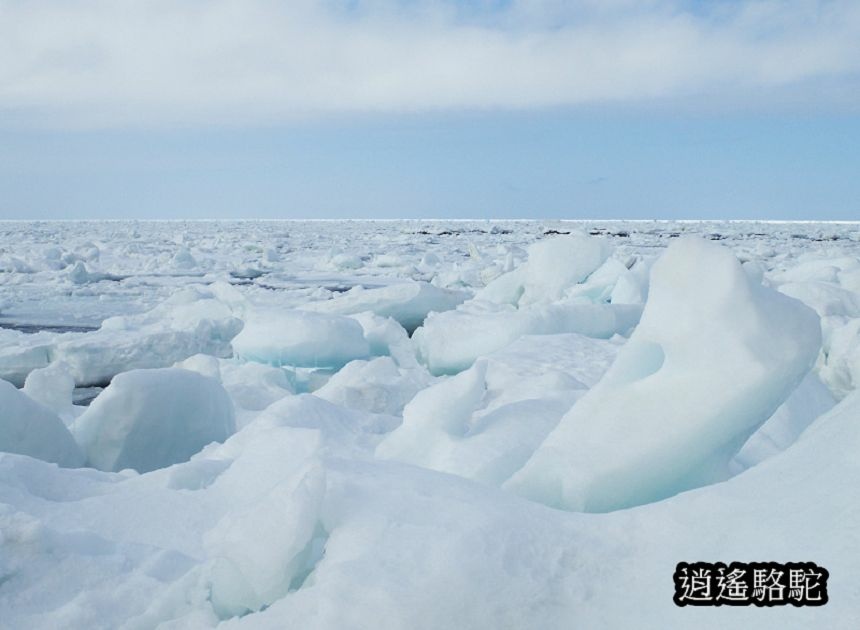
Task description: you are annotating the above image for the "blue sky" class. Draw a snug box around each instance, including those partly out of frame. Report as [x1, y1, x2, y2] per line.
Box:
[1, 0, 858, 220]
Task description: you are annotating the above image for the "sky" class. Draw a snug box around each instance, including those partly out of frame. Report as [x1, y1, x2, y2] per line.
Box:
[1, 0, 859, 220]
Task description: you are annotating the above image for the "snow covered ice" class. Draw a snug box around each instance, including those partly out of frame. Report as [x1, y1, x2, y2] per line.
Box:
[507, 237, 821, 512]
[72, 368, 236, 473]
[1, 219, 860, 628]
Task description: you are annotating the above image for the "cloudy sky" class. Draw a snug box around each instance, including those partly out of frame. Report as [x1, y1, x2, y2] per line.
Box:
[1, 0, 859, 219]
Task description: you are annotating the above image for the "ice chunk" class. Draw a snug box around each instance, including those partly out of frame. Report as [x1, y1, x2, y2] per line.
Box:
[477, 233, 611, 306]
[315, 356, 433, 416]
[0, 379, 84, 467]
[778, 281, 860, 319]
[376, 335, 609, 485]
[414, 301, 641, 375]
[731, 372, 835, 471]
[72, 368, 236, 473]
[205, 460, 326, 617]
[0, 329, 54, 386]
[819, 317, 860, 399]
[304, 281, 468, 332]
[22, 361, 77, 424]
[255, 394, 401, 448]
[233, 310, 370, 369]
[171, 247, 198, 270]
[480, 332, 621, 390]
[219, 361, 295, 413]
[346, 312, 420, 371]
[52, 289, 243, 386]
[173, 353, 222, 380]
[506, 237, 821, 512]
[610, 259, 652, 305]
[67, 261, 122, 284]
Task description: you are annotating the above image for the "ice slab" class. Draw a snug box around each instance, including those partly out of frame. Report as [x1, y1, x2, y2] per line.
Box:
[731, 372, 836, 472]
[54, 289, 243, 386]
[72, 368, 236, 473]
[477, 233, 612, 306]
[506, 237, 821, 512]
[376, 333, 617, 485]
[232, 309, 371, 369]
[414, 301, 641, 375]
[304, 281, 469, 332]
[0, 379, 84, 467]
[315, 356, 434, 417]
[22, 361, 78, 425]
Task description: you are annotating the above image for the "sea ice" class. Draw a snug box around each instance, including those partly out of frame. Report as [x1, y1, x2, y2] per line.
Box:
[414, 301, 640, 375]
[731, 372, 835, 471]
[0, 379, 84, 467]
[14, 287, 245, 387]
[1, 219, 859, 629]
[506, 237, 821, 512]
[315, 356, 434, 417]
[476, 232, 612, 306]
[72, 368, 236, 473]
[22, 361, 78, 424]
[232, 309, 371, 369]
[304, 281, 468, 332]
[376, 333, 616, 485]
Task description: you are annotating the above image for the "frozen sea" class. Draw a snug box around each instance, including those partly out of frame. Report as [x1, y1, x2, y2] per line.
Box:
[1, 219, 859, 629]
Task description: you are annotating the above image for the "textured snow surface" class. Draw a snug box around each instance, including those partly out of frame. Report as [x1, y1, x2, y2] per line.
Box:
[1, 220, 860, 629]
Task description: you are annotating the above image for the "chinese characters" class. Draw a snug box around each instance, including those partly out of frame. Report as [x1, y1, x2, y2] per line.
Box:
[674, 562, 828, 607]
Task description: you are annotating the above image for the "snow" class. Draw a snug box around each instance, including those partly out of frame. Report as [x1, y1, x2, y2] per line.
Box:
[0, 379, 84, 467]
[71, 368, 236, 473]
[1, 219, 860, 629]
[506, 237, 821, 512]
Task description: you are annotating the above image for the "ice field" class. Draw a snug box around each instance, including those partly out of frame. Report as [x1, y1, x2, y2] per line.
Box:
[1, 219, 860, 628]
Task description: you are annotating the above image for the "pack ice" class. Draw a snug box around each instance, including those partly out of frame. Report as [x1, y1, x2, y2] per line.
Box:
[0, 220, 858, 629]
[507, 237, 821, 511]
[232, 310, 370, 369]
[72, 368, 235, 473]
[0, 379, 84, 467]
[413, 233, 643, 374]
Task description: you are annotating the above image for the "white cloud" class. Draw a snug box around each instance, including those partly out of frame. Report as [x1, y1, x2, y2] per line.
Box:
[1, 0, 859, 126]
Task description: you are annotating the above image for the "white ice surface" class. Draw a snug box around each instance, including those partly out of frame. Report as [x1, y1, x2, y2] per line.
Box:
[71, 368, 236, 473]
[0, 379, 84, 468]
[232, 309, 370, 369]
[506, 237, 821, 512]
[303, 281, 468, 332]
[1, 220, 859, 629]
